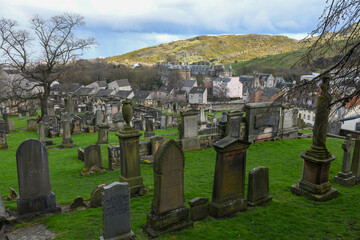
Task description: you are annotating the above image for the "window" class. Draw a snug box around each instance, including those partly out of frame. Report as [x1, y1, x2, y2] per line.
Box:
[307, 115, 310, 120]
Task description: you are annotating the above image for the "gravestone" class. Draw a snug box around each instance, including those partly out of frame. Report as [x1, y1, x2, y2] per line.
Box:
[133, 119, 142, 131]
[279, 104, 299, 139]
[100, 182, 135, 240]
[150, 136, 163, 156]
[144, 115, 155, 138]
[144, 139, 193, 237]
[90, 184, 106, 208]
[16, 139, 61, 215]
[8, 119, 15, 132]
[179, 110, 200, 152]
[189, 197, 208, 221]
[97, 124, 110, 144]
[166, 115, 173, 128]
[247, 166, 272, 206]
[27, 119, 37, 131]
[116, 100, 145, 196]
[72, 118, 82, 134]
[96, 110, 104, 126]
[66, 93, 74, 115]
[0, 130, 8, 149]
[0, 120, 8, 134]
[199, 108, 207, 130]
[108, 145, 121, 170]
[208, 136, 250, 218]
[225, 111, 243, 139]
[18, 113, 23, 120]
[78, 147, 85, 161]
[291, 75, 338, 201]
[334, 134, 356, 186]
[160, 115, 166, 129]
[26, 112, 29, 119]
[61, 120, 74, 148]
[38, 122, 47, 144]
[350, 136, 360, 184]
[84, 144, 103, 171]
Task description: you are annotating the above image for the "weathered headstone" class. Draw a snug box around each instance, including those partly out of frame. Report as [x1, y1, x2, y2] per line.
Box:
[150, 136, 163, 156]
[96, 109, 104, 126]
[0, 120, 9, 134]
[247, 166, 272, 206]
[350, 136, 360, 184]
[199, 108, 207, 130]
[160, 115, 166, 129]
[0, 130, 8, 150]
[8, 119, 15, 132]
[116, 100, 145, 196]
[144, 115, 155, 138]
[16, 139, 61, 215]
[133, 119, 142, 131]
[225, 111, 243, 139]
[108, 145, 120, 170]
[97, 124, 110, 144]
[208, 136, 250, 218]
[90, 184, 106, 208]
[291, 75, 338, 201]
[72, 118, 82, 134]
[166, 114, 173, 128]
[334, 134, 356, 186]
[100, 182, 135, 240]
[179, 110, 200, 152]
[78, 147, 85, 161]
[84, 144, 103, 171]
[18, 113, 23, 120]
[189, 197, 208, 221]
[61, 120, 74, 148]
[278, 104, 299, 139]
[70, 196, 86, 209]
[144, 139, 193, 237]
[27, 119, 37, 131]
[38, 122, 46, 143]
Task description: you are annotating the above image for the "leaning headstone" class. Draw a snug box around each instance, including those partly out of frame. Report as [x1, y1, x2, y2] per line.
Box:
[0, 131, 8, 149]
[90, 184, 106, 208]
[334, 134, 356, 186]
[60, 120, 74, 148]
[208, 136, 250, 218]
[83, 144, 103, 173]
[350, 136, 360, 184]
[97, 124, 109, 144]
[70, 196, 86, 209]
[144, 139, 193, 237]
[72, 118, 82, 135]
[8, 119, 15, 132]
[16, 139, 61, 215]
[247, 166, 272, 206]
[100, 182, 135, 240]
[108, 145, 120, 170]
[27, 119, 37, 131]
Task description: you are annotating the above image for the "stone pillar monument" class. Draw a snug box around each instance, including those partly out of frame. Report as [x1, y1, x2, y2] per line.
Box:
[291, 75, 338, 201]
[116, 100, 145, 196]
[61, 120, 75, 148]
[144, 115, 155, 138]
[97, 124, 110, 144]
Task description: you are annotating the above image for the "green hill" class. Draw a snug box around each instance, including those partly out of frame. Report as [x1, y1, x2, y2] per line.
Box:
[106, 34, 306, 64]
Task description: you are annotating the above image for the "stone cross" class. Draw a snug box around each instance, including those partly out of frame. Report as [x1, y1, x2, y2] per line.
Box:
[341, 134, 354, 173]
[100, 182, 135, 240]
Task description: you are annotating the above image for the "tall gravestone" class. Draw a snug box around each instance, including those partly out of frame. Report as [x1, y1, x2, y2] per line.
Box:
[108, 145, 120, 170]
[179, 110, 200, 152]
[0, 130, 8, 149]
[16, 139, 61, 215]
[8, 119, 15, 132]
[61, 120, 74, 148]
[291, 75, 338, 201]
[278, 103, 299, 139]
[0, 120, 8, 134]
[144, 139, 193, 237]
[199, 108, 207, 130]
[160, 115, 166, 129]
[39, 122, 46, 143]
[100, 182, 135, 240]
[144, 115, 155, 138]
[97, 124, 110, 144]
[84, 144, 103, 170]
[334, 134, 356, 186]
[208, 136, 250, 218]
[247, 166, 272, 206]
[350, 136, 360, 184]
[27, 119, 37, 131]
[116, 100, 145, 196]
[225, 111, 243, 139]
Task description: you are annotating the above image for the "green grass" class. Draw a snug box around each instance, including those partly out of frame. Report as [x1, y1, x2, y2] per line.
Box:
[1, 117, 360, 239]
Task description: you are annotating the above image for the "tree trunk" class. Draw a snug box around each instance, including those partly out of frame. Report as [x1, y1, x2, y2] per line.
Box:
[40, 83, 50, 117]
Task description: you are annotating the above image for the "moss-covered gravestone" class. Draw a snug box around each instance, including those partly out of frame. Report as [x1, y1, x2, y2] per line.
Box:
[27, 119, 37, 131]
[334, 134, 356, 186]
[144, 115, 155, 138]
[247, 166, 272, 206]
[16, 139, 61, 215]
[97, 124, 110, 144]
[116, 100, 145, 196]
[144, 139, 193, 237]
[209, 136, 250, 218]
[83, 144, 103, 174]
[0, 130, 8, 150]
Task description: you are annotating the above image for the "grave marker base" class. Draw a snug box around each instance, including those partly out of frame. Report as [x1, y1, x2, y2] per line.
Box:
[291, 183, 338, 202]
[144, 206, 193, 238]
[119, 175, 145, 197]
[99, 231, 136, 240]
[17, 192, 61, 216]
[247, 195, 272, 207]
[334, 172, 356, 186]
[208, 198, 247, 218]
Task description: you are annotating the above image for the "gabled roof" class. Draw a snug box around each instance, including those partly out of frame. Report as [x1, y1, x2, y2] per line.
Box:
[213, 77, 231, 83]
[74, 87, 94, 96]
[133, 90, 152, 100]
[178, 80, 196, 88]
[158, 85, 174, 93]
[176, 90, 187, 96]
[51, 83, 82, 93]
[190, 87, 206, 94]
[261, 88, 280, 98]
[97, 80, 108, 87]
[96, 89, 114, 96]
[239, 75, 254, 83]
[116, 90, 133, 98]
[111, 79, 131, 87]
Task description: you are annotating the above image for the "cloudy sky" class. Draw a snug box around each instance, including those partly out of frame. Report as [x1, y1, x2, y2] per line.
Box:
[0, 0, 327, 59]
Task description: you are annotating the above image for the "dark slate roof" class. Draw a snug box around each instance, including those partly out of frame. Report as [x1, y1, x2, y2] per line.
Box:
[239, 75, 254, 83]
[74, 87, 94, 95]
[51, 84, 65, 92]
[116, 90, 132, 98]
[158, 85, 174, 93]
[213, 77, 231, 83]
[133, 90, 151, 100]
[96, 89, 114, 96]
[96, 81, 108, 87]
[190, 87, 206, 94]
[275, 82, 292, 89]
[51, 83, 82, 93]
[114, 79, 130, 87]
[340, 114, 360, 122]
[261, 88, 280, 98]
[176, 90, 187, 96]
[178, 80, 196, 88]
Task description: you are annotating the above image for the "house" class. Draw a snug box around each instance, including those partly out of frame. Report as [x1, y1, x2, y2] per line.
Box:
[116, 90, 134, 99]
[133, 91, 154, 106]
[177, 80, 197, 94]
[95, 89, 116, 97]
[74, 87, 96, 96]
[189, 87, 207, 104]
[108, 79, 132, 92]
[213, 77, 243, 99]
[174, 90, 187, 104]
[156, 86, 174, 100]
[249, 88, 280, 103]
[86, 80, 108, 92]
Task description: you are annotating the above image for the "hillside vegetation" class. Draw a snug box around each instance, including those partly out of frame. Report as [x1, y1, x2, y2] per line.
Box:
[106, 34, 305, 64]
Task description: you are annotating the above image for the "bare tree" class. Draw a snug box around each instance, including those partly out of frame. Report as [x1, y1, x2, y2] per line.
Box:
[213, 82, 229, 102]
[0, 13, 95, 116]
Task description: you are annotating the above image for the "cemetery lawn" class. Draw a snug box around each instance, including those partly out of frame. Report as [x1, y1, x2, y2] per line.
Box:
[2, 121, 360, 239]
